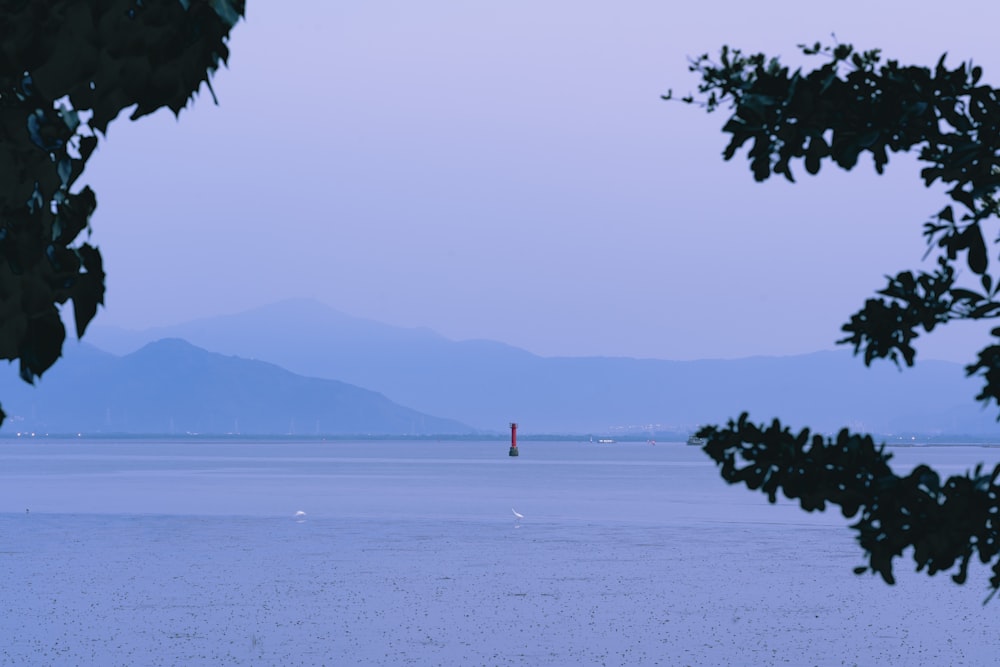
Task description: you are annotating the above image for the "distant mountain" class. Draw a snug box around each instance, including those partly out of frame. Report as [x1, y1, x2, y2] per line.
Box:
[85, 299, 1000, 436]
[0, 338, 473, 436]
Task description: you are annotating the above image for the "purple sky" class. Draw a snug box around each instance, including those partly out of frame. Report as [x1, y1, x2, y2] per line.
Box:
[80, 1, 1000, 362]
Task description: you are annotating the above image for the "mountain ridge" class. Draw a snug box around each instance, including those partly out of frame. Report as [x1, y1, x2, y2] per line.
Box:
[0, 337, 473, 436]
[83, 299, 1000, 436]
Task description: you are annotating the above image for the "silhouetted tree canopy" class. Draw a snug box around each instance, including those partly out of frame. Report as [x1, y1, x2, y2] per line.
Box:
[0, 0, 243, 423]
[670, 42, 1000, 599]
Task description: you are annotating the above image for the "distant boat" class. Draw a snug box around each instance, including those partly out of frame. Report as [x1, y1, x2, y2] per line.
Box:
[597, 438, 615, 443]
[686, 435, 707, 446]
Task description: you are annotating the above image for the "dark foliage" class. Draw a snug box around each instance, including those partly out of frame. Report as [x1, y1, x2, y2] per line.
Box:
[672, 42, 1000, 596]
[0, 0, 243, 423]
[667, 43, 1000, 398]
[700, 415, 1000, 599]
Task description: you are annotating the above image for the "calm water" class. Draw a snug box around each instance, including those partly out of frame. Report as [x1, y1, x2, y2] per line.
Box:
[2, 437, 995, 522]
[3, 439, 1000, 665]
[0, 438, 785, 523]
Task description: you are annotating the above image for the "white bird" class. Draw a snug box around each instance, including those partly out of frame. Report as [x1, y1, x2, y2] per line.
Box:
[294, 510, 307, 523]
[511, 508, 524, 520]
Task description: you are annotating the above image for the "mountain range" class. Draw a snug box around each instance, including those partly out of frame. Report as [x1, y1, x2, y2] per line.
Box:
[0, 337, 472, 436]
[72, 298, 1000, 437]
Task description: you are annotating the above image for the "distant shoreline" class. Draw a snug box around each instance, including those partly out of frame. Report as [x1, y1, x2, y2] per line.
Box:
[0, 432, 997, 446]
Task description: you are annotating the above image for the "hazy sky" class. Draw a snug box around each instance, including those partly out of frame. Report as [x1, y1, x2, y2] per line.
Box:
[81, 1, 1000, 362]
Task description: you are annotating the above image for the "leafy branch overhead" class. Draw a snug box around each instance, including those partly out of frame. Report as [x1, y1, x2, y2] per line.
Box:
[674, 42, 1000, 596]
[667, 43, 1000, 412]
[0, 0, 243, 424]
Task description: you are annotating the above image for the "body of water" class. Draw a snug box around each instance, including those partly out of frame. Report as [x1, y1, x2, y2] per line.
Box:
[2, 439, 999, 665]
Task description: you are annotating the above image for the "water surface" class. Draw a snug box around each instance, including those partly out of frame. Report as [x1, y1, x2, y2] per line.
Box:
[2, 439, 998, 665]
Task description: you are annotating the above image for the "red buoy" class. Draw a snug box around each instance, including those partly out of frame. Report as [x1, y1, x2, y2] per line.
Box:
[509, 422, 519, 457]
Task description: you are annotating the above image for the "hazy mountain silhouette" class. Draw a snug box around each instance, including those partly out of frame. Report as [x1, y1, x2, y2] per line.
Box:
[85, 299, 1000, 436]
[0, 337, 472, 435]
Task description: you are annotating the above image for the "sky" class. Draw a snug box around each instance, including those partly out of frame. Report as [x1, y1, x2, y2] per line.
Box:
[80, 0, 1000, 363]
